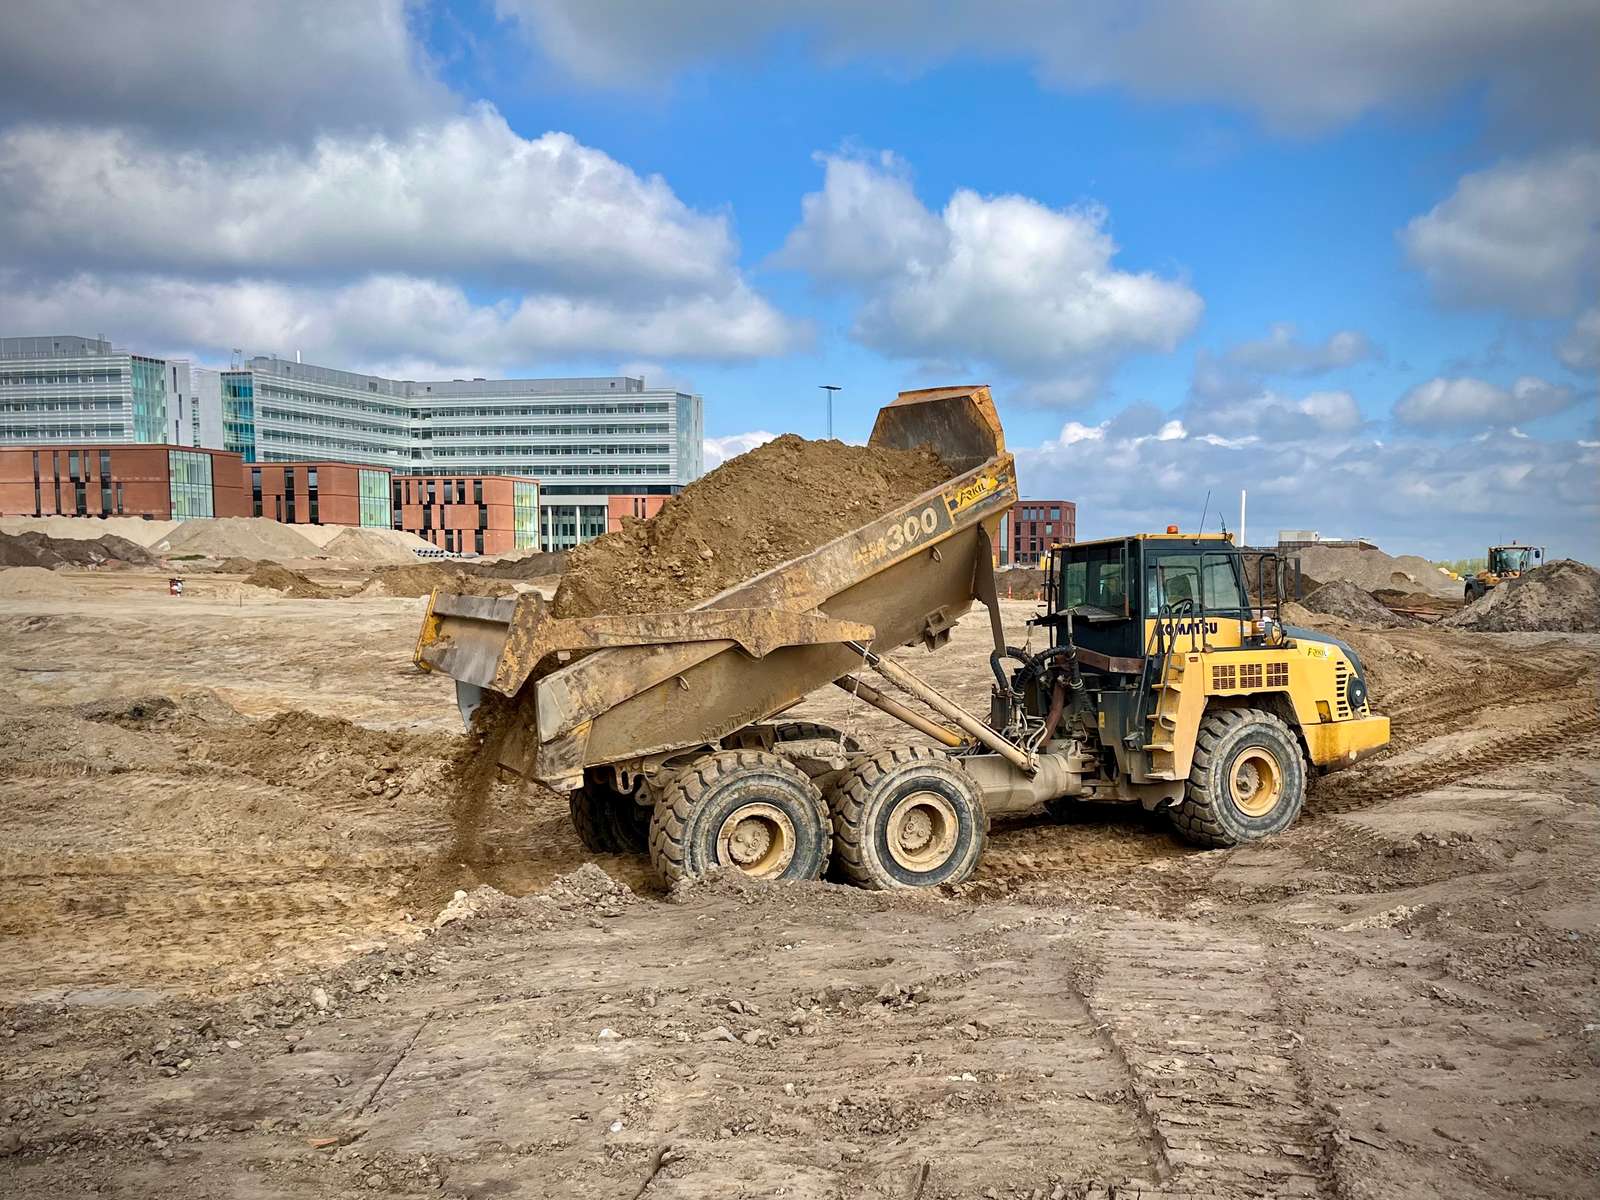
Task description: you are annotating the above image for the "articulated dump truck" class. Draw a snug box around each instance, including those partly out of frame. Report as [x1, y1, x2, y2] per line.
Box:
[416, 386, 1389, 889]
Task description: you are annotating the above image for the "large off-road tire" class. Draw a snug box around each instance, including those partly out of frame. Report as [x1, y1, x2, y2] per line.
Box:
[1168, 707, 1306, 848]
[648, 750, 831, 884]
[568, 777, 649, 855]
[829, 745, 986, 890]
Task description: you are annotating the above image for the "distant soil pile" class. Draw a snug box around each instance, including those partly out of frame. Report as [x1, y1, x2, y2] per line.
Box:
[0, 515, 180, 545]
[469, 551, 569, 580]
[554, 434, 951, 617]
[360, 563, 517, 599]
[998, 567, 1046, 599]
[0, 565, 82, 598]
[154, 517, 321, 561]
[1442, 559, 1600, 633]
[1297, 544, 1457, 600]
[0, 530, 154, 569]
[242, 561, 335, 599]
[1301, 580, 1418, 628]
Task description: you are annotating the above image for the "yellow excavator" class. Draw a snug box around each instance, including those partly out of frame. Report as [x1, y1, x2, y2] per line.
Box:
[1465, 543, 1544, 603]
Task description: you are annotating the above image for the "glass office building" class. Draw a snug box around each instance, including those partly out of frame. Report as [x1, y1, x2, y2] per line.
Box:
[0, 336, 165, 445]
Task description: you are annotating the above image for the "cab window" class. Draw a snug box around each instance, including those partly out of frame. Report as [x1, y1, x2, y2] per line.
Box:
[1201, 552, 1245, 613]
[1145, 550, 1246, 615]
[1062, 544, 1127, 614]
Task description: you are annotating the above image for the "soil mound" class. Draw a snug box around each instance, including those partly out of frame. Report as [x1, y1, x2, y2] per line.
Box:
[997, 566, 1045, 599]
[1301, 580, 1418, 628]
[241, 561, 334, 599]
[554, 434, 951, 617]
[468, 551, 569, 580]
[0, 514, 180, 545]
[0, 530, 155, 569]
[1296, 544, 1457, 599]
[1442, 559, 1600, 633]
[317, 527, 433, 564]
[361, 563, 518, 598]
[0, 565, 81, 598]
[153, 517, 321, 561]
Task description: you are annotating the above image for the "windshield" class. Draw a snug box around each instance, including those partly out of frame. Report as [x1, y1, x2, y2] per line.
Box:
[1062, 544, 1127, 616]
[1491, 547, 1533, 573]
[1145, 550, 1246, 615]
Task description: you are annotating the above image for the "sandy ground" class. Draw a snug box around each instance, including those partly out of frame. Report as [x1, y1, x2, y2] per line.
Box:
[1, 569, 1597, 1198]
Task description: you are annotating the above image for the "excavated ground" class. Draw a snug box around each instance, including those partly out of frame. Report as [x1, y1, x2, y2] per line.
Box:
[1, 568, 1597, 1198]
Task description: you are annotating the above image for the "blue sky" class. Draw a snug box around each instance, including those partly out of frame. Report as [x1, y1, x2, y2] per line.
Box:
[1, 1, 1595, 559]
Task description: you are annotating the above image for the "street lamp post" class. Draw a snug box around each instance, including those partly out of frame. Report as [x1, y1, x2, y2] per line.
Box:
[819, 384, 841, 439]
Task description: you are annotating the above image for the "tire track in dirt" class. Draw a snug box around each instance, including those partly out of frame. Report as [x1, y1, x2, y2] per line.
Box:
[1313, 709, 1600, 816]
[1072, 915, 1331, 1197]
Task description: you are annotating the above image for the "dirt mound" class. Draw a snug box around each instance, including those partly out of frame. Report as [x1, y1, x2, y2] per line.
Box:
[317, 526, 432, 564]
[0, 565, 82, 598]
[0, 530, 155, 569]
[997, 566, 1045, 599]
[1443, 559, 1600, 632]
[468, 550, 569, 580]
[153, 517, 322, 561]
[241, 561, 334, 599]
[555, 434, 951, 617]
[1301, 580, 1419, 628]
[361, 563, 518, 598]
[1296, 544, 1457, 599]
[0, 514, 180, 545]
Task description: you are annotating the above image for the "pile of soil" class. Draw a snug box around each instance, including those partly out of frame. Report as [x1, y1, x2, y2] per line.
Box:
[0, 514, 180, 545]
[997, 567, 1046, 599]
[360, 563, 517, 599]
[1301, 580, 1419, 628]
[1297, 543, 1457, 599]
[316, 527, 433, 564]
[0, 530, 154, 569]
[1372, 587, 1460, 614]
[1442, 559, 1600, 633]
[468, 551, 569, 580]
[153, 517, 322, 561]
[0, 565, 82, 598]
[554, 434, 951, 617]
[241, 561, 335, 599]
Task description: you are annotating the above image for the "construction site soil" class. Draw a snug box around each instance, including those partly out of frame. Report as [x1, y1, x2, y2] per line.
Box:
[0, 530, 155, 569]
[1445, 559, 1600, 633]
[1300, 580, 1420, 628]
[2, 568, 1598, 1199]
[554, 435, 951, 617]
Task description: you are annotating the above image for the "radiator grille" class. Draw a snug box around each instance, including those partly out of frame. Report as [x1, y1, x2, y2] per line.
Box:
[1266, 662, 1289, 688]
[1211, 664, 1236, 690]
[1334, 661, 1352, 719]
[1239, 663, 1263, 689]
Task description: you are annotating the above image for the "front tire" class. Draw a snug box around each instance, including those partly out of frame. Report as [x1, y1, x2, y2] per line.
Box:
[1168, 708, 1306, 848]
[648, 750, 831, 884]
[568, 776, 649, 854]
[829, 746, 986, 890]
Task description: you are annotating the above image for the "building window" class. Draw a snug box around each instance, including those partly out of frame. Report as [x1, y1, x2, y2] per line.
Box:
[308, 468, 320, 524]
[251, 467, 262, 517]
[167, 450, 215, 519]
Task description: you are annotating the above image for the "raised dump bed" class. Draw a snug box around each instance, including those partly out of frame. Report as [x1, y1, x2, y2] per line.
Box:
[416, 386, 1017, 876]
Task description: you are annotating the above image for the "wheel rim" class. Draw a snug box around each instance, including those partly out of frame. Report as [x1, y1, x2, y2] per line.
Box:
[715, 802, 795, 878]
[885, 791, 959, 872]
[1229, 748, 1283, 817]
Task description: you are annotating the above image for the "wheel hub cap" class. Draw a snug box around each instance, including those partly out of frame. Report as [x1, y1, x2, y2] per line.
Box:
[886, 791, 959, 872]
[1230, 749, 1283, 818]
[716, 802, 795, 878]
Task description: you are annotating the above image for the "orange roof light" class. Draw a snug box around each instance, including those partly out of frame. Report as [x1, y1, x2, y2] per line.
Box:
[1166, 524, 1179, 534]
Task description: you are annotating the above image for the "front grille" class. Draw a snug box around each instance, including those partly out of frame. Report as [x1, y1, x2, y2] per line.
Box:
[1266, 662, 1289, 688]
[1239, 663, 1263, 689]
[1212, 664, 1236, 690]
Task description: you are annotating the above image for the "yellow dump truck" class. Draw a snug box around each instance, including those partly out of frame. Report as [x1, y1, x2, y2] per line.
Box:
[416, 386, 1388, 889]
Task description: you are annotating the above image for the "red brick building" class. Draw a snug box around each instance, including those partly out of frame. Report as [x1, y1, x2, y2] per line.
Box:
[245, 461, 393, 529]
[1001, 499, 1076, 566]
[0, 444, 247, 520]
[607, 493, 668, 533]
[392, 474, 540, 556]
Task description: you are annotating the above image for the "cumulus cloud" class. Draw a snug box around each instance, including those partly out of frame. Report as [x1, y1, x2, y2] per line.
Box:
[0, 271, 798, 373]
[1558, 309, 1600, 372]
[777, 152, 1202, 392]
[0, 0, 448, 141]
[499, 1, 1600, 134]
[0, 114, 747, 296]
[1402, 148, 1600, 316]
[703, 431, 777, 470]
[1015, 408, 1599, 559]
[1394, 375, 1580, 430]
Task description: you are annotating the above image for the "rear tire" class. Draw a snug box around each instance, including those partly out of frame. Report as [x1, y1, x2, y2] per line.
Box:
[829, 746, 986, 890]
[648, 750, 831, 885]
[1168, 707, 1305, 848]
[568, 777, 648, 854]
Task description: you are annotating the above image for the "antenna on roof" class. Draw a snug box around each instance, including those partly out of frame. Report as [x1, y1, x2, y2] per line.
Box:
[1195, 489, 1211, 541]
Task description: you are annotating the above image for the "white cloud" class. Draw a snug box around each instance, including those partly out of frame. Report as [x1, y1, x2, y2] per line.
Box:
[1402, 148, 1600, 317]
[499, 1, 1600, 134]
[1394, 375, 1580, 430]
[703, 431, 777, 470]
[0, 271, 798, 372]
[1559, 308, 1600, 372]
[777, 152, 1202, 392]
[1015, 406, 1599, 559]
[1208, 323, 1375, 380]
[0, 0, 448, 141]
[0, 114, 745, 297]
